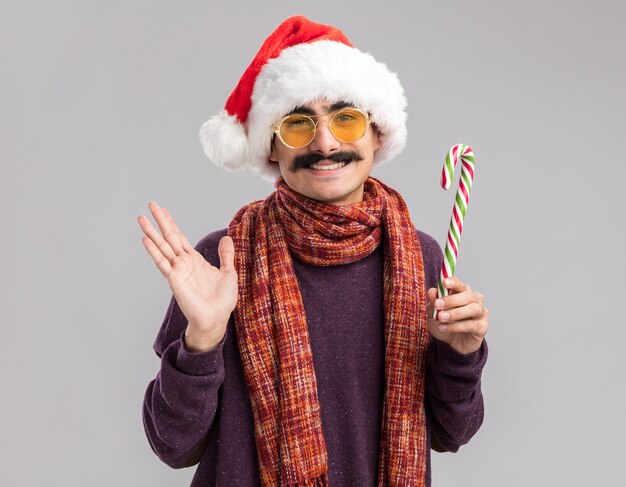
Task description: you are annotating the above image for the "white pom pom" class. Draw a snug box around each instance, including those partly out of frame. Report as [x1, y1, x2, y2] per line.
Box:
[199, 110, 249, 170]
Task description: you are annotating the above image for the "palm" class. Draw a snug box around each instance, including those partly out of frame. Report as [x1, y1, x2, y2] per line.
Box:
[167, 248, 238, 332]
[138, 202, 238, 339]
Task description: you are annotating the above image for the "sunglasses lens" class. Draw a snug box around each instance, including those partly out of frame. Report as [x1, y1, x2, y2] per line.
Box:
[331, 109, 368, 142]
[279, 115, 316, 148]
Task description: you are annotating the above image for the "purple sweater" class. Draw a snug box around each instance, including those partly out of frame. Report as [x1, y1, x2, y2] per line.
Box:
[143, 227, 487, 486]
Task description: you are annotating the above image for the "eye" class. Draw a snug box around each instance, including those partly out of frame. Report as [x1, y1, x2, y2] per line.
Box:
[284, 116, 313, 130]
[333, 109, 362, 126]
[336, 113, 357, 122]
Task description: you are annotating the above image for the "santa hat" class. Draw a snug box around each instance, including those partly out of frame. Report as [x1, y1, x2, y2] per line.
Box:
[199, 15, 407, 183]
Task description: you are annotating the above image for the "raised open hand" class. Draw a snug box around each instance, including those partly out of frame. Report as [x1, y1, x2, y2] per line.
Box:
[137, 202, 238, 352]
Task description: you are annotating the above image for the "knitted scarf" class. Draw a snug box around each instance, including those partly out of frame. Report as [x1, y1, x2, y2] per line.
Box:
[227, 176, 429, 486]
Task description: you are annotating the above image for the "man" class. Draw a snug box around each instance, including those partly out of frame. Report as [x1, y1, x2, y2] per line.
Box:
[139, 15, 489, 487]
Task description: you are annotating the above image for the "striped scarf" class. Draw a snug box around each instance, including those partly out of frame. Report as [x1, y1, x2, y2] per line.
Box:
[227, 176, 429, 486]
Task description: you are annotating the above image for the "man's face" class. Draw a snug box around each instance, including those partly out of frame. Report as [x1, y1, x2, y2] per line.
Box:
[269, 99, 382, 206]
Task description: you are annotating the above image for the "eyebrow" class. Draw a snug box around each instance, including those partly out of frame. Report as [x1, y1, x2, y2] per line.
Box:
[286, 101, 355, 117]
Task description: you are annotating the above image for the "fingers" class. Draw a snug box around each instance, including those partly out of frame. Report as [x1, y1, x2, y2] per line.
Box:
[437, 300, 487, 323]
[435, 290, 484, 313]
[138, 203, 197, 277]
[161, 207, 194, 253]
[140, 235, 173, 278]
[218, 236, 235, 274]
[428, 278, 490, 349]
[436, 318, 489, 336]
[137, 213, 177, 263]
[442, 276, 471, 294]
[431, 278, 487, 322]
[148, 202, 185, 256]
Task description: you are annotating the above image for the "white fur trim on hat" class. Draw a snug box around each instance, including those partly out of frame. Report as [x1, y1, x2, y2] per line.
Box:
[201, 40, 407, 183]
[200, 110, 249, 171]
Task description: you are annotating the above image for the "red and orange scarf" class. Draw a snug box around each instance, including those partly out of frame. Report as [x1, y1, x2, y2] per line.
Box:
[228, 177, 429, 486]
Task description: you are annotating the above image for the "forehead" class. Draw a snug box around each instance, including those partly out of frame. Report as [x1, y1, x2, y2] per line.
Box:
[285, 99, 355, 117]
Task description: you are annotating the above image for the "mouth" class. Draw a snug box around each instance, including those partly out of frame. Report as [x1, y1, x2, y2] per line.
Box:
[307, 160, 350, 171]
[291, 150, 362, 174]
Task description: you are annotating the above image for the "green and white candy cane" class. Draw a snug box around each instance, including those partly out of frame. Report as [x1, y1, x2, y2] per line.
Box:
[434, 144, 476, 320]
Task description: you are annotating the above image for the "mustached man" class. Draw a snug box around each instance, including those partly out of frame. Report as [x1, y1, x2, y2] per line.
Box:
[139, 15, 489, 487]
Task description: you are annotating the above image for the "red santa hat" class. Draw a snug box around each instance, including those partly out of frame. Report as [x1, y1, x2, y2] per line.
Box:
[199, 15, 407, 182]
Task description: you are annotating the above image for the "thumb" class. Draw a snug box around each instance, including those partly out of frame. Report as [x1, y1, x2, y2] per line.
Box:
[426, 287, 438, 304]
[426, 288, 438, 318]
[218, 236, 235, 274]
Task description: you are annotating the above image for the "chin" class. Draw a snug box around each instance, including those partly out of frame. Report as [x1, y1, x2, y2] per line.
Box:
[317, 190, 360, 206]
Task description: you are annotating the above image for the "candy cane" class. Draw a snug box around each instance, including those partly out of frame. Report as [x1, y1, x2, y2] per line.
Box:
[434, 144, 475, 319]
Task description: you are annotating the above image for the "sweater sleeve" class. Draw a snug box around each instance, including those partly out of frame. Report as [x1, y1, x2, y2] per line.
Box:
[417, 228, 488, 453]
[142, 229, 230, 468]
[425, 339, 487, 452]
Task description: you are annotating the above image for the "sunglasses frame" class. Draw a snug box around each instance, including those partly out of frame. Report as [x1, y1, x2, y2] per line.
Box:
[273, 107, 373, 149]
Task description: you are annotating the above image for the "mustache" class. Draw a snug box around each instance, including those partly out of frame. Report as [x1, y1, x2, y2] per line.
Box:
[289, 151, 364, 172]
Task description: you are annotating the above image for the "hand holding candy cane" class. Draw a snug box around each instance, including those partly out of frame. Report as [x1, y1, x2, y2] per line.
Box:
[426, 144, 489, 355]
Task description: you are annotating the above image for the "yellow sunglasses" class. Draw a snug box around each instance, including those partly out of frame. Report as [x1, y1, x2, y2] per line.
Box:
[273, 107, 372, 149]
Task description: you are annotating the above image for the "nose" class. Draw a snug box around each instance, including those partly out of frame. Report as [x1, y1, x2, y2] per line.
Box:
[308, 117, 341, 155]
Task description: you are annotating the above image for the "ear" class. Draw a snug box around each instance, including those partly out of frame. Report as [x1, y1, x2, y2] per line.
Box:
[372, 126, 383, 152]
[269, 138, 279, 163]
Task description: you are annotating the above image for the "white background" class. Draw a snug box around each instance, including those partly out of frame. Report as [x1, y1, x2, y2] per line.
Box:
[2, 0, 625, 485]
